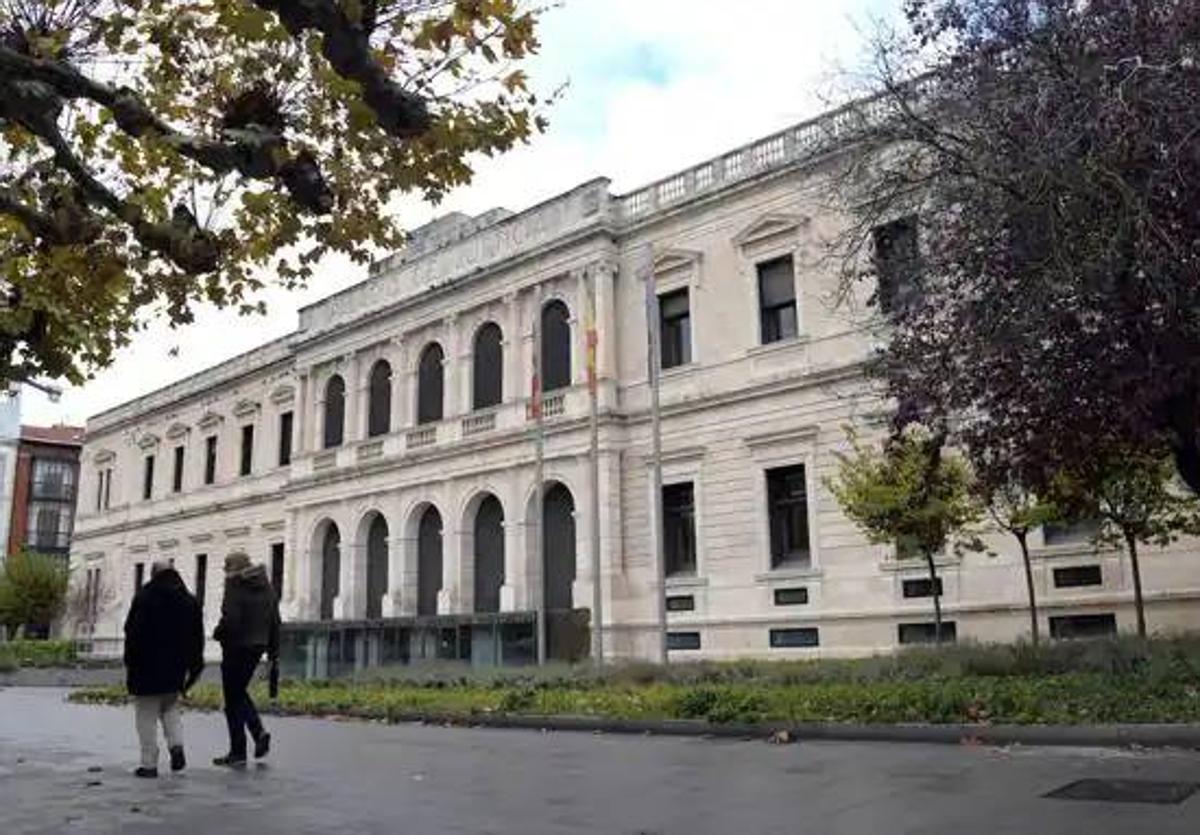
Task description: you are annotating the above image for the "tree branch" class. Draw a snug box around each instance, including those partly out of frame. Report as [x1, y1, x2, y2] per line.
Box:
[252, 0, 430, 138]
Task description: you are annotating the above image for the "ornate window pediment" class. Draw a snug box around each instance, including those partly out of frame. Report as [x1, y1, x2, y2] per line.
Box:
[233, 398, 261, 419]
[93, 448, 116, 465]
[270, 384, 296, 405]
[198, 411, 223, 431]
[652, 248, 702, 278]
[136, 433, 161, 450]
[734, 212, 808, 251]
[165, 422, 190, 441]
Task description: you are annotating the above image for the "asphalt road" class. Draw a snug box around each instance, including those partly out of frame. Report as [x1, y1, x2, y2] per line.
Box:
[2, 687, 1200, 834]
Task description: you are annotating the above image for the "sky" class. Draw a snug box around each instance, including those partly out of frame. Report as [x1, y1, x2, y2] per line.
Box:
[22, 0, 896, 427]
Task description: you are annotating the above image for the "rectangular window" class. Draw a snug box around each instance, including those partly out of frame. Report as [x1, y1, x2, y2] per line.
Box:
[773, 587, 809, 606]
[270, 542, 285, 600]
[194, 554, 207, 610]
[95, 470, 104, 511]
[134, 562, 145, 592]
[204, 436, 217, 485]
[172, 446, 185, 493]
[103, 468, 112, 509]
[666, 631, 701, 651]
[1049, 613, 1117, 640]
[142, 455, 154, 501]
[757, 255, 798, 344]
[898, 621, 958, 645]
[89, 568, 102, 621]
[1044, 519, 1099, 546]
[873, 215, 920, 315]
[662, 482, 696, 576]
[767, 464, 810, 568]
[240, 424, 254, 477]
[659, 287, 692, 369]
[770, 627, 819, 648]
[902, 577, 944, 598]
[31, 458, 75, 501]
[278, 411, 294, 466]
[666, 594, 695, 612]
[1053, 565, 1102, 589]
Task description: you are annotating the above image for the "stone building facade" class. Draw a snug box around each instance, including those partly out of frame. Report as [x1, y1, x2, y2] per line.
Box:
[69, 107, 1200, 661]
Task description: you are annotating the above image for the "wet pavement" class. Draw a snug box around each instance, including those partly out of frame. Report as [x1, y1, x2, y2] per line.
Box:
[2, 687, 1200, 834]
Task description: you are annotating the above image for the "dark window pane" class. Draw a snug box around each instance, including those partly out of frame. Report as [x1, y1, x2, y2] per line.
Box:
[902, 577, 944, 598]
[1044, 519, 1099, 545]
[659, 288, 691, 369]
[172, 446, 184, 493]
[666, 594, 695, 612]
[270, 542, 285, 601]
[142, 455, 154, 500]
[758, 256, 798, 345]
[278, 411, 293, 466]
[134, 562, 145, 593]
[194, 554, 207, 610]
[96, 470, 104, 511]
[898, 621, 957, 645]
[541, 300, 572, 392]
[240, 424, 254, 476]
[770, 627, 819, 648]
[773, 587, 809, 606]
[417, 507, 443, 616]
[667, 631, 701, 651]
[104, 468, 112, 508]
[663, 482, 696, 576]
[473, 495, 505, 613]
[368, 360, 392, 437]
[873, 215, 921, 315]
[1053, 565, 1102, 588]
[366, 515, 389, 619]
[1049, 614, 1117, 640]
[473, 323, 504, 410]
[320, 524, 341, 621]
[323, 375, 346, 448]
[543, 483, 576, 611]
[767, 464, 810, 568]
[417, 344, 444, 425]
[204, 436, 217, 485]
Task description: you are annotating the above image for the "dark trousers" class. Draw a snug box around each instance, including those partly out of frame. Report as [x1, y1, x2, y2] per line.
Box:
[221, 647, 265, 756]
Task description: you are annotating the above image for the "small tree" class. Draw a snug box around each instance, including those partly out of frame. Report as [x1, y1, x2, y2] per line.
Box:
[828, 425, 982, 643]
[978, 475, 1060, 647]
[1054, 450, 1200, 638]
[0, 550, 69, 639]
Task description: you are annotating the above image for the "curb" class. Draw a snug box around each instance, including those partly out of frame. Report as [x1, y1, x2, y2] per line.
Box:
[65, 696, 1200, 750]
[381, 713, 1200, 749]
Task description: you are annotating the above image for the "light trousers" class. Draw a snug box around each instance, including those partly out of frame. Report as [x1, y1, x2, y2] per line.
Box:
[134, 693, 183, 769]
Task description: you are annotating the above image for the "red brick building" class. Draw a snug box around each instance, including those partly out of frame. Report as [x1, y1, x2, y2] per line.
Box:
[7, 425, 85, 559]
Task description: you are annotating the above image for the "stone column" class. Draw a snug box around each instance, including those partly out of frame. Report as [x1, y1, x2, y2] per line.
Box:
[389, 337, 407, 433]
[499, 473, 525, 611]
[295, 371, 310, 456]
[438, 518, 462, 615]
[334, 540, 364, 620]
[382, 532, 416, 616]
[571, 268, 589, 386]
[501, 290, 520, 406]
[593, 259, 618, 405]
[442, 315, 459, 419]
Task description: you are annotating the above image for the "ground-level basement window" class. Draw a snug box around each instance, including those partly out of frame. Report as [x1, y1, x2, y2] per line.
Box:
[769, 627, 819, 648]
[1049, 613, 1117, 640]
[898, 621, 957, 645]
[666, 631, 701, 651]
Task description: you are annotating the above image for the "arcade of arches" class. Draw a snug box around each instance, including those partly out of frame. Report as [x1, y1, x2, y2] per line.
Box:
[305, 481, 579, 625]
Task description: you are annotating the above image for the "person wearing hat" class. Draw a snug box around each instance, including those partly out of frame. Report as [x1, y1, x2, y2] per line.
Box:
[123, 560, 205, 778]
[212, 551, 280, 766]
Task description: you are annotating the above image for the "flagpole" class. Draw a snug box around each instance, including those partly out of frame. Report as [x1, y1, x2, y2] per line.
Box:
[531, 291, 547, 666]
[586, 267, 604, 668]
[641, 247, 668, 665]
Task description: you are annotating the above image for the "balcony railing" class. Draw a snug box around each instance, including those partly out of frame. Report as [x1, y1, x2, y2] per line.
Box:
[406, 425, 437, 450]
[462, 411, 497, 437]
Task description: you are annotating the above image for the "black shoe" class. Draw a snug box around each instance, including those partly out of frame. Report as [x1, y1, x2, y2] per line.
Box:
[254, 733, 271, 760]
[169, 746, 186, 772]
[134, 767, 158, 779]
[212, 753, 247, 768]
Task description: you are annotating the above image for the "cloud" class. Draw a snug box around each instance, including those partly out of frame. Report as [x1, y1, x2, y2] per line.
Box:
[22, 0, 897, 427]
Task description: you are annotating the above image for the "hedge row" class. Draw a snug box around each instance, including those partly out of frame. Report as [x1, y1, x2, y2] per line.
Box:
[0, 639, 76, 671]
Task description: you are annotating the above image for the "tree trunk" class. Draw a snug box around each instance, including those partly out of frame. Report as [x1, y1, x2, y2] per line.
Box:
[1016, 531, 1039, 647]
[924, 550, 944, 644]
[1125, 531, 1147, 638]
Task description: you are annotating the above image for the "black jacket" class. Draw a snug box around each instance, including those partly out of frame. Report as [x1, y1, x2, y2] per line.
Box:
[214, 565, 280, 657]
[123, 568, 204, 696]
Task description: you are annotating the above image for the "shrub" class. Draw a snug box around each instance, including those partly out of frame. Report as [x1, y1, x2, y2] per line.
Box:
[0, 639, 76, 668]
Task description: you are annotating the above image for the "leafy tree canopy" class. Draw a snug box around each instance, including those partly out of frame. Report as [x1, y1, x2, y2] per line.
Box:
[0, 0, 546, 386]
[835, 0, 1200, 492]
[0, 550, 69, 636]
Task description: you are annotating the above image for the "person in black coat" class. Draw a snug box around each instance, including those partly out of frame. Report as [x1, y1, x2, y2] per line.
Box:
[123, 561, 204, 778]
[212, 551, 280, 767]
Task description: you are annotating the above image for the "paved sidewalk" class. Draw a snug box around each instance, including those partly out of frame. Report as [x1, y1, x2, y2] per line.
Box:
[3, 687, 1200, 834]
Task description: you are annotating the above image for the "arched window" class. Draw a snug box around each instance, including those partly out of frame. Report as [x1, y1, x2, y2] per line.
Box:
[323, 375, 345, 449]
[473, 495, 505, 613]
[417, 506, 443, 616]
[367, 360, 392, 438]
[417, 343, 444, 425]
[541, 300, 571, 393]
[472, 323, 503, 410]
[319, 522, 341, 620]
[543, 482, 576, 612]
[365, 514, 388, 619]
